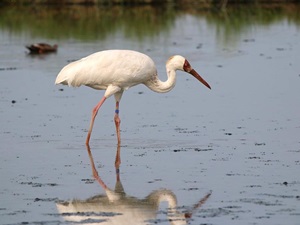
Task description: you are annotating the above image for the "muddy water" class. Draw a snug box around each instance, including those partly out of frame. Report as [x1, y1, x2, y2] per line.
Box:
[1, 4, 300, 225]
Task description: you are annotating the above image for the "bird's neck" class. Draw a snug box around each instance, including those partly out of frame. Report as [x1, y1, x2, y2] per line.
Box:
[148, 190, 187, 225]
[146, 69, 176, 93]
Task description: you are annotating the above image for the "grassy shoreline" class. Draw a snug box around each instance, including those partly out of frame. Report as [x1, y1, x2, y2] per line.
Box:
[1, 0, 299, 6]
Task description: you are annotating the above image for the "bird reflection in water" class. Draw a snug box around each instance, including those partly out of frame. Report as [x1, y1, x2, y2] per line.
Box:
[56, 144, 211, 224]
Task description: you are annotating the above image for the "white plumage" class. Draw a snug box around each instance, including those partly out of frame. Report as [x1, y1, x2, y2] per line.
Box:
[56, 50, 156, 93]
[55, 49, 211, 145]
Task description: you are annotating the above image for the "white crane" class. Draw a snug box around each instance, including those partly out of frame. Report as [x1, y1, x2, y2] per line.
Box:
[55, 50, 211, 145]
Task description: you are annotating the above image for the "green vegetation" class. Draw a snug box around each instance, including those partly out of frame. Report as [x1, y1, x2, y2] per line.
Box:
[0, 2, 299, 42]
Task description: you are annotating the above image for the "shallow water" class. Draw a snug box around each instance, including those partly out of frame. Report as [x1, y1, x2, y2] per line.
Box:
[1, 4, 300, 225]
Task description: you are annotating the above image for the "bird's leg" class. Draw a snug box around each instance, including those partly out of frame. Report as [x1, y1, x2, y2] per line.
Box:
[114, 101, 121, 144]
[85, 144, 108, 190]
[115, 144, 121, 182]
[86, 96, 106, 145]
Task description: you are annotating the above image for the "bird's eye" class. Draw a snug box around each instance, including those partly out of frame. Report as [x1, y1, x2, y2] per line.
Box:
[183, 60, 191, 72]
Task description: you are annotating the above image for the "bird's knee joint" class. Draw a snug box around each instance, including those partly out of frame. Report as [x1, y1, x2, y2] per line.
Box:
[92, 107, 98, 115]
[115, 116, 121, 123]
[114, 115, 121, 124]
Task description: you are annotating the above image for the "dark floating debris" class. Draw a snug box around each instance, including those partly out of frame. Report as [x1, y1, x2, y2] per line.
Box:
[248, 156, 261, 159]
[34, 197, 58, 202]
[243, 38, 255, 42]
[67, 59, 77, 63]
[255, 142, 266, 146]
[81, 178, 94, 184]
[0, 67, 17, 71]
[20, 181, 58, 187]
[196, 43, 203, 49]
[26, 43, 58, 54]
[194, 148, 213, 152]
[11, 100, 16, 104]
[148, 178, 162, 183]
[173, 149, 187, 152]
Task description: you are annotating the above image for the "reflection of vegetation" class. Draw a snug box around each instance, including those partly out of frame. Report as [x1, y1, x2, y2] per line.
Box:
[204, 4, 300, 44]
[0, 3, 299, 43]
[0, 5, 177, 40]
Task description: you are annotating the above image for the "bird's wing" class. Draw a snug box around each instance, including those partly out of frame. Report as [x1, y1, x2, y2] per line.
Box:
[55, 50, 157, 90]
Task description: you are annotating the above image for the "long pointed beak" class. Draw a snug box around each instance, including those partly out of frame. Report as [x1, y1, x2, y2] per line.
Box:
[189, 69, 211, 89]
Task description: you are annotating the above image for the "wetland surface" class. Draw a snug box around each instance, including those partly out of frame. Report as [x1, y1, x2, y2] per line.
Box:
[1, 3, 300, 225]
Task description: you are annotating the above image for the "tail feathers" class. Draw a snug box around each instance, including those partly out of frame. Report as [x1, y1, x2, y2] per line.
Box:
[55, 76, 67, 85]
[55, 60, 84, 87]
[55, 71, 82, 87]
[55, 65, 76, 86]
[55, 74, 69, 85]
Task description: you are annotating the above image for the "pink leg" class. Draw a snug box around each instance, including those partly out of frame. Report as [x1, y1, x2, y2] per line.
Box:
[85, 144, 107, 190]
[114, 101, 121, 144]
[86, 96, 106, 145]
[115, 144, 121, 182]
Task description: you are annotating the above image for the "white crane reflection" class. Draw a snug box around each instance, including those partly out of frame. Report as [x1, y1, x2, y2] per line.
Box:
[56, 144, 211, 225]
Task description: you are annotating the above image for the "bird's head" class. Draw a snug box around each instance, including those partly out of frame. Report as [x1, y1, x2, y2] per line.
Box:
[167, 55, 211, 89]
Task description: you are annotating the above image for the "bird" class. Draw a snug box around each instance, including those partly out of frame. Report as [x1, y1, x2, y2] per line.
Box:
[26, 43, 58, 54]
[55, 49, 211, 145]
